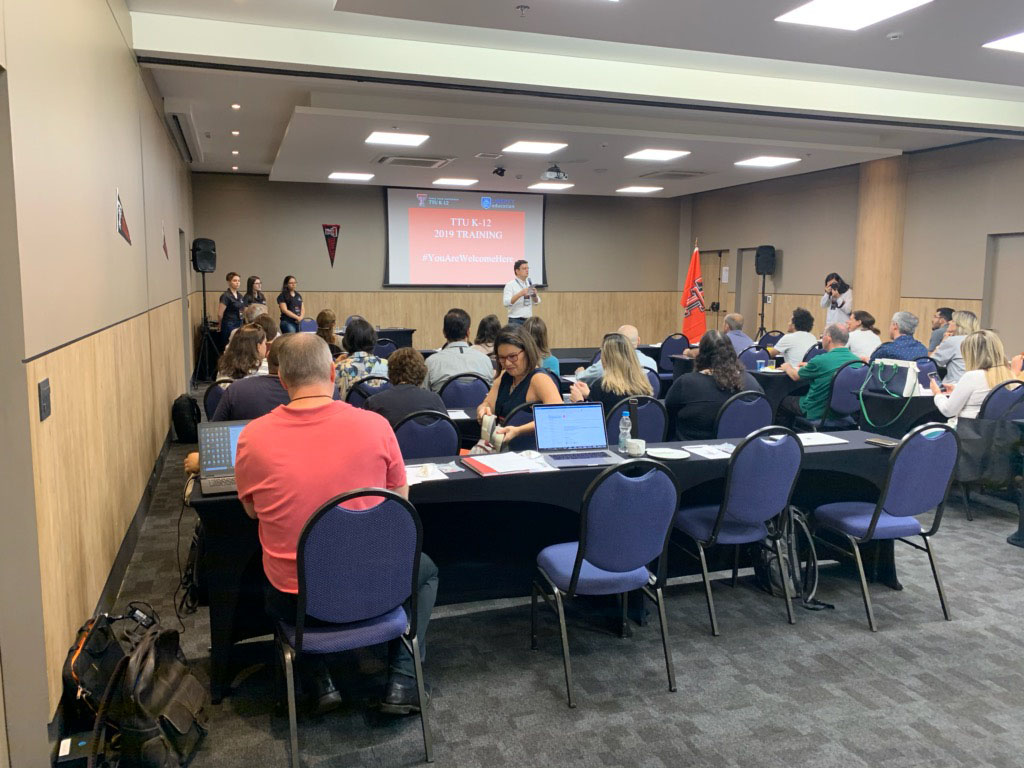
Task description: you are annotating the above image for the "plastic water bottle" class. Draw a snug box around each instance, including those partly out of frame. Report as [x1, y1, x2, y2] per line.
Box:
[618, 412, 632, 453]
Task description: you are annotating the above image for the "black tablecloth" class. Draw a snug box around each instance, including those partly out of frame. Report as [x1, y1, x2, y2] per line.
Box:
[750, 370, 810, 417]
[670, 355, 695, 378]
[858, 393, 942, 438]
[376, 328, 415, 348]
[191, 432, 896, 701]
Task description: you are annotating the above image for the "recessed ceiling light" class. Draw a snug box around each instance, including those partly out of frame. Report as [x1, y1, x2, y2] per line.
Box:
[775, 0, 933, 31]
[624, 149, 691, 161]
[328, 172, 375, 181]
[433, 178, 478, 186]
[231, 166, 238, 171]
[365, 131, 429, 147]
[231, 130, 240, 136]
[735, 156, 802, 168]
[230, 103, 241, 110]
[528, 182, 574, 191]
[503, 141, 568, 155]
[983, 31, 1024, 53]
[617, 186, 664, 194]
[231, 150, 239, 155]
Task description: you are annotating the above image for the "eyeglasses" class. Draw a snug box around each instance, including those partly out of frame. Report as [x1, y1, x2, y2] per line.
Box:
[497, 350, 522, 364]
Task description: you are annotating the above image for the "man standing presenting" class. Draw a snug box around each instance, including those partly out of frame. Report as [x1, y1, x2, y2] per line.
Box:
[234, 334, 438, 715]
[502, 259, 540, 326]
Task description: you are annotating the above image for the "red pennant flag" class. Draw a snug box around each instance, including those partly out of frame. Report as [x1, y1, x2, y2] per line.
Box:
[680, 245, 706, 341]
[322, 224, 339, 267]
[116, 190, 131, 245]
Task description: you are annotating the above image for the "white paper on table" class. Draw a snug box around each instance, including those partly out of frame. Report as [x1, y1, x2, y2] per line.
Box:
[686, 445, 734, 460]
[796, 433, 849, 447]
[446, 409, 471, 420]
[467, 452, 557, 474]
[405, 463, 450, 485]
[562, 374, 577, 383]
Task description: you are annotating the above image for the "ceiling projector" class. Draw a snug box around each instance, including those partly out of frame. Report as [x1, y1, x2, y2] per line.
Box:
[541, 164, 568, 181]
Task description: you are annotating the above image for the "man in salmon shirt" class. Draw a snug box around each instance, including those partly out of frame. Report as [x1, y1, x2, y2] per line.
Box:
[235, 333, 438, 715]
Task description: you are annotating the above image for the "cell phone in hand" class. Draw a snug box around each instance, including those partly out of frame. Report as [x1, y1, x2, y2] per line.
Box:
[927, 371, 941, 386]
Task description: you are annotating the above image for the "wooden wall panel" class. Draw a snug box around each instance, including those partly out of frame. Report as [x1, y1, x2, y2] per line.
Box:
[27, 301, 183, 709]
[854, 157, 908, 329]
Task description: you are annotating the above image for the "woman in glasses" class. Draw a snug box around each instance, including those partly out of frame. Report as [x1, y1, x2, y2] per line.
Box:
[476, 324, 561, 446]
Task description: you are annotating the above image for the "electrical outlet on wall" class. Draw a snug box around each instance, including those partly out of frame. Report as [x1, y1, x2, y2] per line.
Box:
[765, 295, 773, 304]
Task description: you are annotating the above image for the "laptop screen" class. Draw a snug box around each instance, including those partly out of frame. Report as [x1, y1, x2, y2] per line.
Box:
[198, 421, 251, 475]
[534, 403, 608, 452]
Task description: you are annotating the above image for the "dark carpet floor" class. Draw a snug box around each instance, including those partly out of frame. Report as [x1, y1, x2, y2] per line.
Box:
[115, 440, 1024, 767]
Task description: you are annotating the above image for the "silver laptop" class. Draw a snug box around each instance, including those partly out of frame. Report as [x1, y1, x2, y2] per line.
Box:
[198, 420, 250, 494]
[534, 403, 622, 469]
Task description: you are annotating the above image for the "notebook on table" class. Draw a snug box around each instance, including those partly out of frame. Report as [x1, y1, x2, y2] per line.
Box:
[198, 420, 250, 494]
[533, 403, 622, 468]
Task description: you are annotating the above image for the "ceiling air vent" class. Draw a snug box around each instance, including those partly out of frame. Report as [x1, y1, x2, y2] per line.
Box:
[163, 98, 204, 165]
[376, 156, 454, 169]
[475, 152, 503, 160]
[638, 170, 707, 180]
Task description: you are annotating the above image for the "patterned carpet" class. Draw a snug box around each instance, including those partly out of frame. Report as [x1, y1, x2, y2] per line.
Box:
[115, 440, 1024, 767]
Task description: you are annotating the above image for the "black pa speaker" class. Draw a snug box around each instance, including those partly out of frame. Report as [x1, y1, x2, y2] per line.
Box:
[191, 238, 216, 273]
[755, 245, 776, 276]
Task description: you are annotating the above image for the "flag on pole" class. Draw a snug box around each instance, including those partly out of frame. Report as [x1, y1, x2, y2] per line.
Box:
[680, 245, 706, 340]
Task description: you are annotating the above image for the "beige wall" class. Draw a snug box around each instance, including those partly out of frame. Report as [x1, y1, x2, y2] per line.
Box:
[902, 139, 1024, 299]
[192, 174, 682, 295]
[0, 0, 6, 70]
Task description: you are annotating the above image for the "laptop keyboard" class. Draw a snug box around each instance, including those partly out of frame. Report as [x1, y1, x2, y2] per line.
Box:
[551, 451, 611, 460]
[203, 476, 236, 489]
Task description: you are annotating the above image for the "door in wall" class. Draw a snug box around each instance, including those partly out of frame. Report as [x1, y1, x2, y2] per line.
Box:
[986, 233, 1024, 357]
[699, 249, 726, 333]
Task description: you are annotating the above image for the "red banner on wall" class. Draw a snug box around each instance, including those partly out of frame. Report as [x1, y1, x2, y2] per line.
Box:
[322, 224, 340, 267]
[116, 189, 131, 245]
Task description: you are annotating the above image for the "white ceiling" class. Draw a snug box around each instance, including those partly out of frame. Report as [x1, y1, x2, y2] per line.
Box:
[128, 0, 1024, 86]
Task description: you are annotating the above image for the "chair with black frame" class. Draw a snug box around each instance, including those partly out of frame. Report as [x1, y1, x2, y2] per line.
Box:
[344, 314, 363, 330]
[298, 317, 317, 333]
[374, 338, 398, 359]
[501, 401, 537, 450]
[802, 343, 826, 363]
[714, 390, 772, 439]
[738, 345, 770, 371]
[793, 360, 869, 433]
[393, 410, 460, 460]
[589, 349, 601, 366]
[345, 375, 391, 407]
[979, 379, 1024, 420]
[203, 382, 229, 420]
[914, 356, 940, 388]
[957, 379, 1024, 522]
[531, 459, 681, 708]
[757, 330, 784, 349]
[605, 396, 668, 443]
[657, 333, 690, 390]
[672, 426, 804, 636]
[438, 373, 491, 410]
[274, 489, 433, 766]
[812, 423, 959, 631]
[645, 368, 660, 395]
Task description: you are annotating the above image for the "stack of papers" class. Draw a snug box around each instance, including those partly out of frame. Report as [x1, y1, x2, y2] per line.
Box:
[796, 433, 848, 447]
[686, 444, 736, 460]
[446, 409, 471, 420]
[462, 452, 557, 475]
[405, 464, 450, 485]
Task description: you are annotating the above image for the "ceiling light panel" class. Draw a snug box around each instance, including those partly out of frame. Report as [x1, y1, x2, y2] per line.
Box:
[365, 131, 429, 147]
[617, 186, 664, 194]
[433, 178, 478, 186]
[984, 31, 1024, 53]
[503, 141, 568, 155]
[624, 149, 691, 161]
[775, 0, 933, 31]
[328, 172, 375, 181]
[528, 182, 574, 190]
[734, 156, 802, 168]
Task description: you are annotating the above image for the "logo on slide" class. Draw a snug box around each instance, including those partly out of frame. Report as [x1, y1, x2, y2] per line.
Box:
[416, 193, 428, 207]
[480, 196, 492, 209]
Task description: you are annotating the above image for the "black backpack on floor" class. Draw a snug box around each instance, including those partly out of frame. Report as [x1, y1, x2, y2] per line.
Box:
[171, 395, 201, 444]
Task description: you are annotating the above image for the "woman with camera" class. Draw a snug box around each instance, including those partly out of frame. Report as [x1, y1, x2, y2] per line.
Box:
[821, 272, 853, 326]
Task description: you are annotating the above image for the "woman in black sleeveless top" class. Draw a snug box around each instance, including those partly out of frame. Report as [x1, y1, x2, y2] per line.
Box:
[477, 325, 561, 447]
[218, 271, 244, 348]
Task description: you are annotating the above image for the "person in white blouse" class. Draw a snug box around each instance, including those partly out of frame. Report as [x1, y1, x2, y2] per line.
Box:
[847, 310, 882, 361]
[930, 330, 1014, 425]
[820, 273, 853, 327]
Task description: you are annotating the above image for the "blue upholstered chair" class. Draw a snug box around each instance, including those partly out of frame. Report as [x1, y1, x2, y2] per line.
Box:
[394, 410, 459, 460]
[657, 334, 690, 391]
[714, 390, 772, 439]
[794, 360, 869, 432]
[298, 317, 317, 333]
[532, 460, 681, 707]
[438, 373, 491, 410]
[373, 338, 398, 359]
[343, 314, 363, 330]
[758, 330, 784, 349]
[606, 396, 668, 443]
[502, 401, 537, 451]
[802, 343, 825, 363]
[673, 427, 804, 635]
[645, 367, 661, 395]
[979, 379, 1024, 420]
[913, 356, 939, 388]
[274, 489, 433, 766]
[738, 345, 770, 371]
[345, 375, 391, 407]
[813, 423, 959, 632]
[203, 381, 228, 420]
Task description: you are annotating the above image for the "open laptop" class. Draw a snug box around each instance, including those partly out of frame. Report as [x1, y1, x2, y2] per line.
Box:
[533, 403, 622, 469]
[198, 420, 251, 494]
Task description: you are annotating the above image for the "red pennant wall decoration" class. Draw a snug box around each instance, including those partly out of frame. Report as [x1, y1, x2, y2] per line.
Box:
[322, 224, 339, 267]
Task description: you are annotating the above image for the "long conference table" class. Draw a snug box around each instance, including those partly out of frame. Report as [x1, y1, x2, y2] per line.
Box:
[191, 431, 901, 702]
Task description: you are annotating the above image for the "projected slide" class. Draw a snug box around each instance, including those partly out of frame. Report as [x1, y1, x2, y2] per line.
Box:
[385, 188, 545, 286]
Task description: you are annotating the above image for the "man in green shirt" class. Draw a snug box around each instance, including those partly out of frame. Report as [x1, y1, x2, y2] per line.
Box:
[778, 324, 860, 426]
